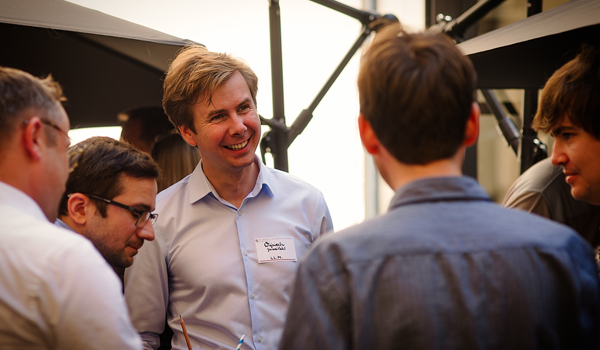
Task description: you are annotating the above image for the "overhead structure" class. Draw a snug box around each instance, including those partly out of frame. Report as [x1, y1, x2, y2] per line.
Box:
[0, 0, 197, 128]
[457, 0, 600, 89]
[453, 0, 599, 172]
[260, 0, 398, 171]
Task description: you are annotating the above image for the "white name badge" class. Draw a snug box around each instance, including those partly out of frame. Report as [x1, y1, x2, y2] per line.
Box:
[255, 237, 297, 263]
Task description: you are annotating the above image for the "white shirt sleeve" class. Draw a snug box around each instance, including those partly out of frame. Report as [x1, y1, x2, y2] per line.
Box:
[43, 239, 143, 350]
[124, 226, 170, 350]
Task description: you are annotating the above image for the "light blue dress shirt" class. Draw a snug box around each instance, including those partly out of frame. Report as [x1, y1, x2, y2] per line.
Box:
[125, 157, 333, 350]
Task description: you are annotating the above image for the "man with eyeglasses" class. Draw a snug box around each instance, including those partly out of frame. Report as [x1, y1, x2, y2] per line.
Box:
[56, 136, 160, 277]
[0, 67, 142, 349]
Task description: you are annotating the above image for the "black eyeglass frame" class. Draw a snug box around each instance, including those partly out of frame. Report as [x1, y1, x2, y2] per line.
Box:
[79, 193, 158, 228]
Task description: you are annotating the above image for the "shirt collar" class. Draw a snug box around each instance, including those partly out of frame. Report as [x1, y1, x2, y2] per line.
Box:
[188, 156, 275, 205]
[55, 217, 75, 232]
[0, 180, 49, 222]
[389, 176, 491, 211]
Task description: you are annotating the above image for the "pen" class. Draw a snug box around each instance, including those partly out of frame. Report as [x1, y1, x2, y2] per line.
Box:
[180, 315, 193, 350]
[235, 334, 246, 350]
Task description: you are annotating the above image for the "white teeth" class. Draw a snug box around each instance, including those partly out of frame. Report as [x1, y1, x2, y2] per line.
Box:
[227, 139, 248, 150]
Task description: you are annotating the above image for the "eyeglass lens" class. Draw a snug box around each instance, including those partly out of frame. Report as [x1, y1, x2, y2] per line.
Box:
[135, 212, 157, 228]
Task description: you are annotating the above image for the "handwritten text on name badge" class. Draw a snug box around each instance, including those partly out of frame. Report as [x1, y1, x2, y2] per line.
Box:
[255, 237, 297, 263]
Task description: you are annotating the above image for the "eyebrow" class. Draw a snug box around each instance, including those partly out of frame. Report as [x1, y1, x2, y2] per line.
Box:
[131, 203, 153, 212]
[206, 99, 252, 118]
[551, 125, 575, 136]
[207, 109, 226, 119]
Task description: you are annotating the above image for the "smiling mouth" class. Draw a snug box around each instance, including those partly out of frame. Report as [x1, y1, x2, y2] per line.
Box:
[225, 139, 248, 151]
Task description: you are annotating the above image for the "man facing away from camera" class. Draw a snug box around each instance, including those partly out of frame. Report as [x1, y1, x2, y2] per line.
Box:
[0, 67, 142, 349]
[124, 46, 333, 350]
[56, 136, 159, 280]
[279, 24, 600, 350]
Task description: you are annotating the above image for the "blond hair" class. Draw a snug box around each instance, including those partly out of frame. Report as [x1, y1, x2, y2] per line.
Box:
[162, 46, 258, 133]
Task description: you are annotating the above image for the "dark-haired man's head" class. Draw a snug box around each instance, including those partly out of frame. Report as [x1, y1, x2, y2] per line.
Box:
[59, 136, 160, 268]
[532, 46, 600, 205]
[357, 23, 477, 166]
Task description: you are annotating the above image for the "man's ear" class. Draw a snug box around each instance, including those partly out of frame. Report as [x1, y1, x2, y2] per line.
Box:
[358, 114, 379, 155]
[22, 116, 45, 161]
[67, 193, 89, 225]
[178, 125, 198, 147]
[463, 102, 480, 147]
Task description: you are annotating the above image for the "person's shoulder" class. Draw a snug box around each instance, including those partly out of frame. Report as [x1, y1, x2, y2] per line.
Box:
[35, 220, 100, 256]
[306, 217, 375, 257]
[156, 174, 192, 205]
[488, 203, 587, 248]
[2, 209, 88, 247]
[314, 203, 584, 260]
[511, 158, 563, 193]
[2, 214, 109, 275]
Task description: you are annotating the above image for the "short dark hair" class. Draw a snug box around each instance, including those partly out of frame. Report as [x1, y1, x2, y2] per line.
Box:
[532, 45, 600, 138]
[0, 67, 66, 149]
[59, 137, 160, 217]
[162, 45, 258, 133]
[357, 24, 477, 164]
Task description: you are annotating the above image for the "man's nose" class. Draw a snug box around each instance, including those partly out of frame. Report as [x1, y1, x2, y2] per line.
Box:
[551, 142, 567, 167]
[137, 221, 155, 241]
[229, 114, 247, 135]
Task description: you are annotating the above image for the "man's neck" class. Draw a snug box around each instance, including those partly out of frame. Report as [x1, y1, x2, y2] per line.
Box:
[377, 148, 465, 192]
[203, 159, 260, 208]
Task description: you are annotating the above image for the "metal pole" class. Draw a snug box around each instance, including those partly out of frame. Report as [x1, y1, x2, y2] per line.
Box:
[481, 89, 520, 154]
[263, 0, 395, 170]
[268, 0, 289, 172]
[521, 88, 539, 172]
[288, 28, 372, 143]
[520, 0, 543, 173]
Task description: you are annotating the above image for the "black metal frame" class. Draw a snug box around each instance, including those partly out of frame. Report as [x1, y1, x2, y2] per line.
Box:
[261, 0, 547, 173]
[260, 0, 398, 172]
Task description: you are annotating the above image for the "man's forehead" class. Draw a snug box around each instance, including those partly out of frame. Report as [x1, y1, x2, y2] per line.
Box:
[112, 179, 157, 209]
[551, 116, 575, 133]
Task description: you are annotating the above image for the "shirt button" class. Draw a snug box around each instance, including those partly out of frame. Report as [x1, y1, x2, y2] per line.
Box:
[257, 336, 262, 342]
[237, 210, 242, 216]
[244, 251, 248, 256]
[251, 293, 256, 299]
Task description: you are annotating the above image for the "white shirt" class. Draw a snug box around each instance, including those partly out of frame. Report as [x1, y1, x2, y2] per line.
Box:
[124, 158, 333, 350]
[0, 181, 142, 350]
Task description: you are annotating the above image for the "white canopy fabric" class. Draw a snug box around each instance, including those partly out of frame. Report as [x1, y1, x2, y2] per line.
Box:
[0, 0, 200, 127]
